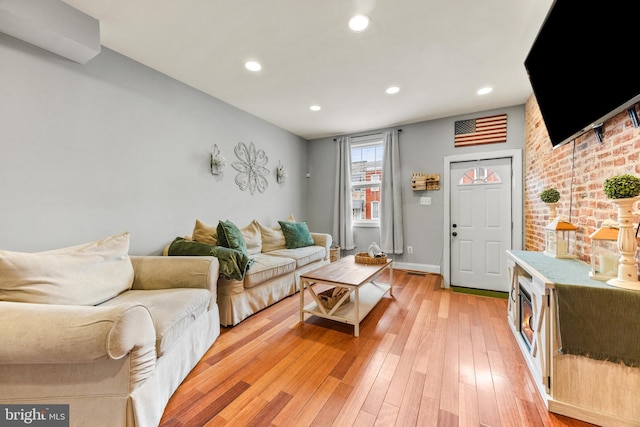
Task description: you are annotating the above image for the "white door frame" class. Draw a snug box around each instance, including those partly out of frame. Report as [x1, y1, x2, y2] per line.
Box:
[442, 149, 523, 288]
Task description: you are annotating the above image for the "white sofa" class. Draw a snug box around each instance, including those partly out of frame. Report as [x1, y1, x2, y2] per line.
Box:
[167, 218, 332, 326]
[0, 233, 221, 427]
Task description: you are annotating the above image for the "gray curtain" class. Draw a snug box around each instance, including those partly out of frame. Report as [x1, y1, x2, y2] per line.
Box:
[380, 130, 404, 254]
[332, 136, 355, 250]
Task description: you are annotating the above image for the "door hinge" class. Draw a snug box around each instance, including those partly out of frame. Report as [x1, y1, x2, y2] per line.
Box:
[547, 376, 551, 389]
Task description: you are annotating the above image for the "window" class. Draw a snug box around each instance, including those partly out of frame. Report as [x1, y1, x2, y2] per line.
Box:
[458, 166, 502, 185]
[351, 137, 383, 226]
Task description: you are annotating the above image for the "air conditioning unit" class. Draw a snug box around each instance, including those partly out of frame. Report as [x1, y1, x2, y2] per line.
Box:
[0, 0, 100, 64]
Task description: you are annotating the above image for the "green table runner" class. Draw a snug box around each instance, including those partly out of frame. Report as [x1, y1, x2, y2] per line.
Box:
[510, 251, 640, 367]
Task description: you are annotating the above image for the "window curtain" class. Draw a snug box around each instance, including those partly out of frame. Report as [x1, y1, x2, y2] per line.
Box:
[380, 129, 404, 254]
[333, 136, 355, 250]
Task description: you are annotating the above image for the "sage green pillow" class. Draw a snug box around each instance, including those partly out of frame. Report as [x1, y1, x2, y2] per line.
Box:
[278, 221, 315, 249]
[217, 220, 247, 254]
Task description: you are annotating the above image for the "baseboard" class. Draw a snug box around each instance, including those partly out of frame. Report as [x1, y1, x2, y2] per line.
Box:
[393, 262, 440, 274]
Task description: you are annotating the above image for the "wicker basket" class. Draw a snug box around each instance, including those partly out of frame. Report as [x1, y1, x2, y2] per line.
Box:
[318, 287, 350, 309]
[330, 246, 340, 262]
[355, 252, 387, 265]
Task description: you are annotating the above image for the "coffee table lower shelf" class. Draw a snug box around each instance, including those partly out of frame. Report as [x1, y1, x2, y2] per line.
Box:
[301, 281, 391, 336]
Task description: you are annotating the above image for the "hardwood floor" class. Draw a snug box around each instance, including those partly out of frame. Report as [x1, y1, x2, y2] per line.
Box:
[159, 269, 597, 427]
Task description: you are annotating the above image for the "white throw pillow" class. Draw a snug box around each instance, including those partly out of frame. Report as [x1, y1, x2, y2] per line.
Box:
[242, 221, 262, 255]
[256, 215, 296, 252]
[0, 232, 134, 305]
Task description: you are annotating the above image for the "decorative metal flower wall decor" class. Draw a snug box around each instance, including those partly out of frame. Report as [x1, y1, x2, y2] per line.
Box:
[231, 142, 270, 194]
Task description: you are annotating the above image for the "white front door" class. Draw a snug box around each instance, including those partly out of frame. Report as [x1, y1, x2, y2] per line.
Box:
[450, 157, 512, 292]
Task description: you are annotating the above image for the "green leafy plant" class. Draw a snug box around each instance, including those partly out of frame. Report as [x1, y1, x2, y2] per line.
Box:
[603, 174, 640, 199]
[540, 188, 560, 203]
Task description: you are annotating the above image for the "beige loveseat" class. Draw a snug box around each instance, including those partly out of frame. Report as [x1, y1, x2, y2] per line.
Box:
[166, 218, 332, 327]
[0, 232, 221, 427]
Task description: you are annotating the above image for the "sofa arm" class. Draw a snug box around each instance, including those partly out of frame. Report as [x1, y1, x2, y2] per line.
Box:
[311, 232, 333, 261]
[130, 255, 219, 305]
[0, 300, 155, 363]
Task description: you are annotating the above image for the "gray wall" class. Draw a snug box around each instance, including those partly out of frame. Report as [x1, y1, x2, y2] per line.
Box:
[307, 105, 526, 270]
[0, 31, 526, 265]
[0, 35, 309, 255]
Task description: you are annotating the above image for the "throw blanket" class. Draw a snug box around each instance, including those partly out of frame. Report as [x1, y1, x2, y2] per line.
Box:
[167, 237, 253, 281]
[555, 283, 640, 367]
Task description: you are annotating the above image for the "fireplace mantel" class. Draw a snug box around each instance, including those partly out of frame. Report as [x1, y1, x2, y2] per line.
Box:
[507, 250, 640, 427]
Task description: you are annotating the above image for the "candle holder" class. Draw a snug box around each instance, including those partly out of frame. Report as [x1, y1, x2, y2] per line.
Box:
[606, 197, 640, 289]
[544, 217, 577, 259]
[589, 219, 619, 281]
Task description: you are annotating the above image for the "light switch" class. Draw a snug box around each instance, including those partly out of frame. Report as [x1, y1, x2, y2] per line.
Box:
[420, 197, 431, 205]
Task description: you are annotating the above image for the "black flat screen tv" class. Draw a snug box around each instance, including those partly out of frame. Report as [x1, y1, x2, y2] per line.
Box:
[524, 0, 640, 149]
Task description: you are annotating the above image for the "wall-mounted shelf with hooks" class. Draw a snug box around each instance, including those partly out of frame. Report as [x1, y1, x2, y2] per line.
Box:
[411, 173, 440, 191]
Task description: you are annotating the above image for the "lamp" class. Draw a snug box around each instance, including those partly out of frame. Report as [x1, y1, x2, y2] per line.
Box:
[210, 144, 226, 175]
[589, 219, 619, 281]
[544, 216, 577, 258]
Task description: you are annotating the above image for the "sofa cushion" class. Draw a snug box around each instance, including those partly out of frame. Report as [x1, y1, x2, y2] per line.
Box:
[256, 215, 296, 252]
[101, 288, 211, 357]
[267, 245, 326, 268]
[241, 221, 262, 255]
[0, 232, 134, 306]
[256, 221, 287, 252]
[192, 219, 217, 245]
[243, 253, 296, 289]
[217, 220, 247, 254]
[278, 221, 315, 249]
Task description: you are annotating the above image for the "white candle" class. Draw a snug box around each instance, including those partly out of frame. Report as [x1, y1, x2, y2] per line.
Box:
[556, 240, 567, 256]
[600, 253, 619, 276]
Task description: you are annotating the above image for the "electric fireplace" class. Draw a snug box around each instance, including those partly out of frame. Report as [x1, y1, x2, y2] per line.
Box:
[519, 287, 534, 350]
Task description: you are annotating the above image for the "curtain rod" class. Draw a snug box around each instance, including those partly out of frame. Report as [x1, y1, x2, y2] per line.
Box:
[333, 129, 401, 141]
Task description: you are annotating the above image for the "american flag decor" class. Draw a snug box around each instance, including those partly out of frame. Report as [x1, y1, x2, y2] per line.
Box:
[454, 114, 507, 147]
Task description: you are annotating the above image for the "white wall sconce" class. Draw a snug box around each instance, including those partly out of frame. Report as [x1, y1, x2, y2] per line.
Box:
[276, 161, 287, 183]
[210, 144, 226, 175]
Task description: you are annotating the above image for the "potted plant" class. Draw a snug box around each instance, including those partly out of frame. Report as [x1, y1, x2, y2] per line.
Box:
[540, 188, 560, 219]
[603, 173, 640, 199]
[540, 188, 560, 203]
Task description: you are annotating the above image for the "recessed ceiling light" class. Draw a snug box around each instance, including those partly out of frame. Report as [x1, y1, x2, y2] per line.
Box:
[386, 86, 400, 94]
[348, 15, 370, 32]
[310, 105, 321, 111]
[477, 87, 493, 95]
[245, 61, 262, 72]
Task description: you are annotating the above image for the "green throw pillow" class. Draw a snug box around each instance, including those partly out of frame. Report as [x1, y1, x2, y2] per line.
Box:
[217, 220, 248, 254]
[278, 221, 315, 249]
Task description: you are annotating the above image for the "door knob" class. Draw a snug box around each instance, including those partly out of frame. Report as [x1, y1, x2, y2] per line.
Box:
[452, 232, 457, 237]
[452, 224, 457, 228]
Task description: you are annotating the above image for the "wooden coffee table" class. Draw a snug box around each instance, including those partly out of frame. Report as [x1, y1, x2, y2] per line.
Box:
[299, 255, 393, 336]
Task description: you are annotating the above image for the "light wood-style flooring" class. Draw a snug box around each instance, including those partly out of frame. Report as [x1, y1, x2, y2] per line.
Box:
[159, 269, 596, 427]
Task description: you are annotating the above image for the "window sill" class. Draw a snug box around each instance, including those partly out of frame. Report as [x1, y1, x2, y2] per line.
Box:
[353, 221, 380, 228]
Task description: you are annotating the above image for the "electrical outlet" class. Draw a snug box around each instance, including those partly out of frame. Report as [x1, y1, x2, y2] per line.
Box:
[420, 197, 431, 205]
[407, 246, 413, 253]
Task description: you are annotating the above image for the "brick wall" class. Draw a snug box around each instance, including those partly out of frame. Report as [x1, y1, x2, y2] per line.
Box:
[524, 96, 640, 263]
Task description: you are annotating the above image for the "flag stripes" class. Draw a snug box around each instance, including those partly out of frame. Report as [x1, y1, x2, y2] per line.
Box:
[454, 114, 507, 147]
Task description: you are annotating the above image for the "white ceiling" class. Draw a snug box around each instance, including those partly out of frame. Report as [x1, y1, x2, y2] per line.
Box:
[63, 0, 553, 140]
